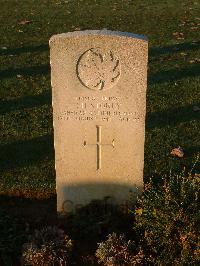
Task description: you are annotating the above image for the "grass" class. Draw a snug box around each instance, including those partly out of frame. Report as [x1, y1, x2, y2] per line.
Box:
[0, 1, 199, 265]
[0, 0, 199, 198]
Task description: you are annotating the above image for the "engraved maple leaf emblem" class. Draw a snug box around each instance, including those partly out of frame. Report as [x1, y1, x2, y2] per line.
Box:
[77, 48, 120, 90]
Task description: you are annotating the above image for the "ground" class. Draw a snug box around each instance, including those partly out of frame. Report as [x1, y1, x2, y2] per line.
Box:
[0, 0, 199, 264]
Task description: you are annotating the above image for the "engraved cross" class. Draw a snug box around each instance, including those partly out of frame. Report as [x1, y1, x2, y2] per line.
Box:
[84, 125, 114, 170]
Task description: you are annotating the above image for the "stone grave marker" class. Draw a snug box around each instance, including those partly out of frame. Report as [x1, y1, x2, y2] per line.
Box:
[50, 30, 148, 214]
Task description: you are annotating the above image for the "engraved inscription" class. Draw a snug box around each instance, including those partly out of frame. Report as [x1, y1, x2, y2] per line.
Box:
[77, 48, 120, 91]
[84, 125, 114, 170]
[57, 95, 142, 122]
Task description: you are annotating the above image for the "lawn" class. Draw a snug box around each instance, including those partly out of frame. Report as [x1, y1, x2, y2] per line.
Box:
[0, 0, 199, 263]
[0, 0, 199, 197]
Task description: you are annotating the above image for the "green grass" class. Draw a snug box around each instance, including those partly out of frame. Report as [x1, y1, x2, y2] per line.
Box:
[0, 0, 199, 197]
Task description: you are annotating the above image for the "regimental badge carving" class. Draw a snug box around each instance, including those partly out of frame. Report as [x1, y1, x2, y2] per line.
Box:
[77, 48, 121, 91]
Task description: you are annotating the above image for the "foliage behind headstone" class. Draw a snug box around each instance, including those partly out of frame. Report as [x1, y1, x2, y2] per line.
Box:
[22, 226, 73, 266]
[135, 171, 200, 265]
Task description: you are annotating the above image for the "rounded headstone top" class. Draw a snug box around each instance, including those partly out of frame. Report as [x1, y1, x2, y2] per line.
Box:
[49, 29, 148, 44]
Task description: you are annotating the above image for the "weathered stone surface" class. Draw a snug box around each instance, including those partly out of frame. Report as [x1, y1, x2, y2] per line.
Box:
[50, 30, 148, 214]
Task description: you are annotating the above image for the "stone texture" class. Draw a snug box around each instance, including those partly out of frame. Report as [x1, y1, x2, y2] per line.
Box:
[50, 30, 148, 214]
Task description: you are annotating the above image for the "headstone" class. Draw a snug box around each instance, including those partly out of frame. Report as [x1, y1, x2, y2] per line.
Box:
[50, 30, 148, 215]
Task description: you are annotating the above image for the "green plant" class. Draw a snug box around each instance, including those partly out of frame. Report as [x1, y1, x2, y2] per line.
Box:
[95, 233, 144, 266]
[22, 226, 73, 266]
[135, 171, 200, 265]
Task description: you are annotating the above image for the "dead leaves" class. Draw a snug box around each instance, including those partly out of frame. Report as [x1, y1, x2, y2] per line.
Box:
[172, 32, 184, 40]
[193, 106, 200, 112]
[17, 19, 32, 33]
[179, 18, 200, 30]
[135, 208, 143, 215]
[173, 12, 200, 41]
[18, 20, 32, 25]
[71, 26, 81, 31]
[16, 74, 23, 79]
[170, 147, 184, 158]
[189, 58, 200, 64]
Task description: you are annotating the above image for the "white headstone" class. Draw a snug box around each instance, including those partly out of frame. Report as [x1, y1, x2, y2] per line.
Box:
[50, 30, 148, 214]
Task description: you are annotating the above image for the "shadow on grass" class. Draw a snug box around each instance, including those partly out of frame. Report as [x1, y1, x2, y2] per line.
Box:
[185, 146, 200, 159]
[0, 40, 199, 82]
[0, 91, 51, 115]
[146, 103, 200, 129]
[149, 64, 200, 85]
[0, 64, 50, 79]
[149, 41, 200, 57]
[1, 41, 199, 56]
[0, 194, 57, 266]
[0, 134, 54, 171]
[0, 44, 48, 56]
[0, 194, 57, 225]
[1, 93, 198, 130]
[0, 41, 199, 174]
[0, 193, 134, 265]
[0, 63, 199, 84]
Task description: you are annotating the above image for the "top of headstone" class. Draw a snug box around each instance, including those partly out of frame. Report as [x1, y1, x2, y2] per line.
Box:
[49, 29, 148, 43]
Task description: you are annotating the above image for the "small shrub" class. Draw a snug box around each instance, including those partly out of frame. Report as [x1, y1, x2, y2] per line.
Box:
[22, 226, 73, 266]
[95, 233, 144, 266]
[135, 172, 200, 265]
